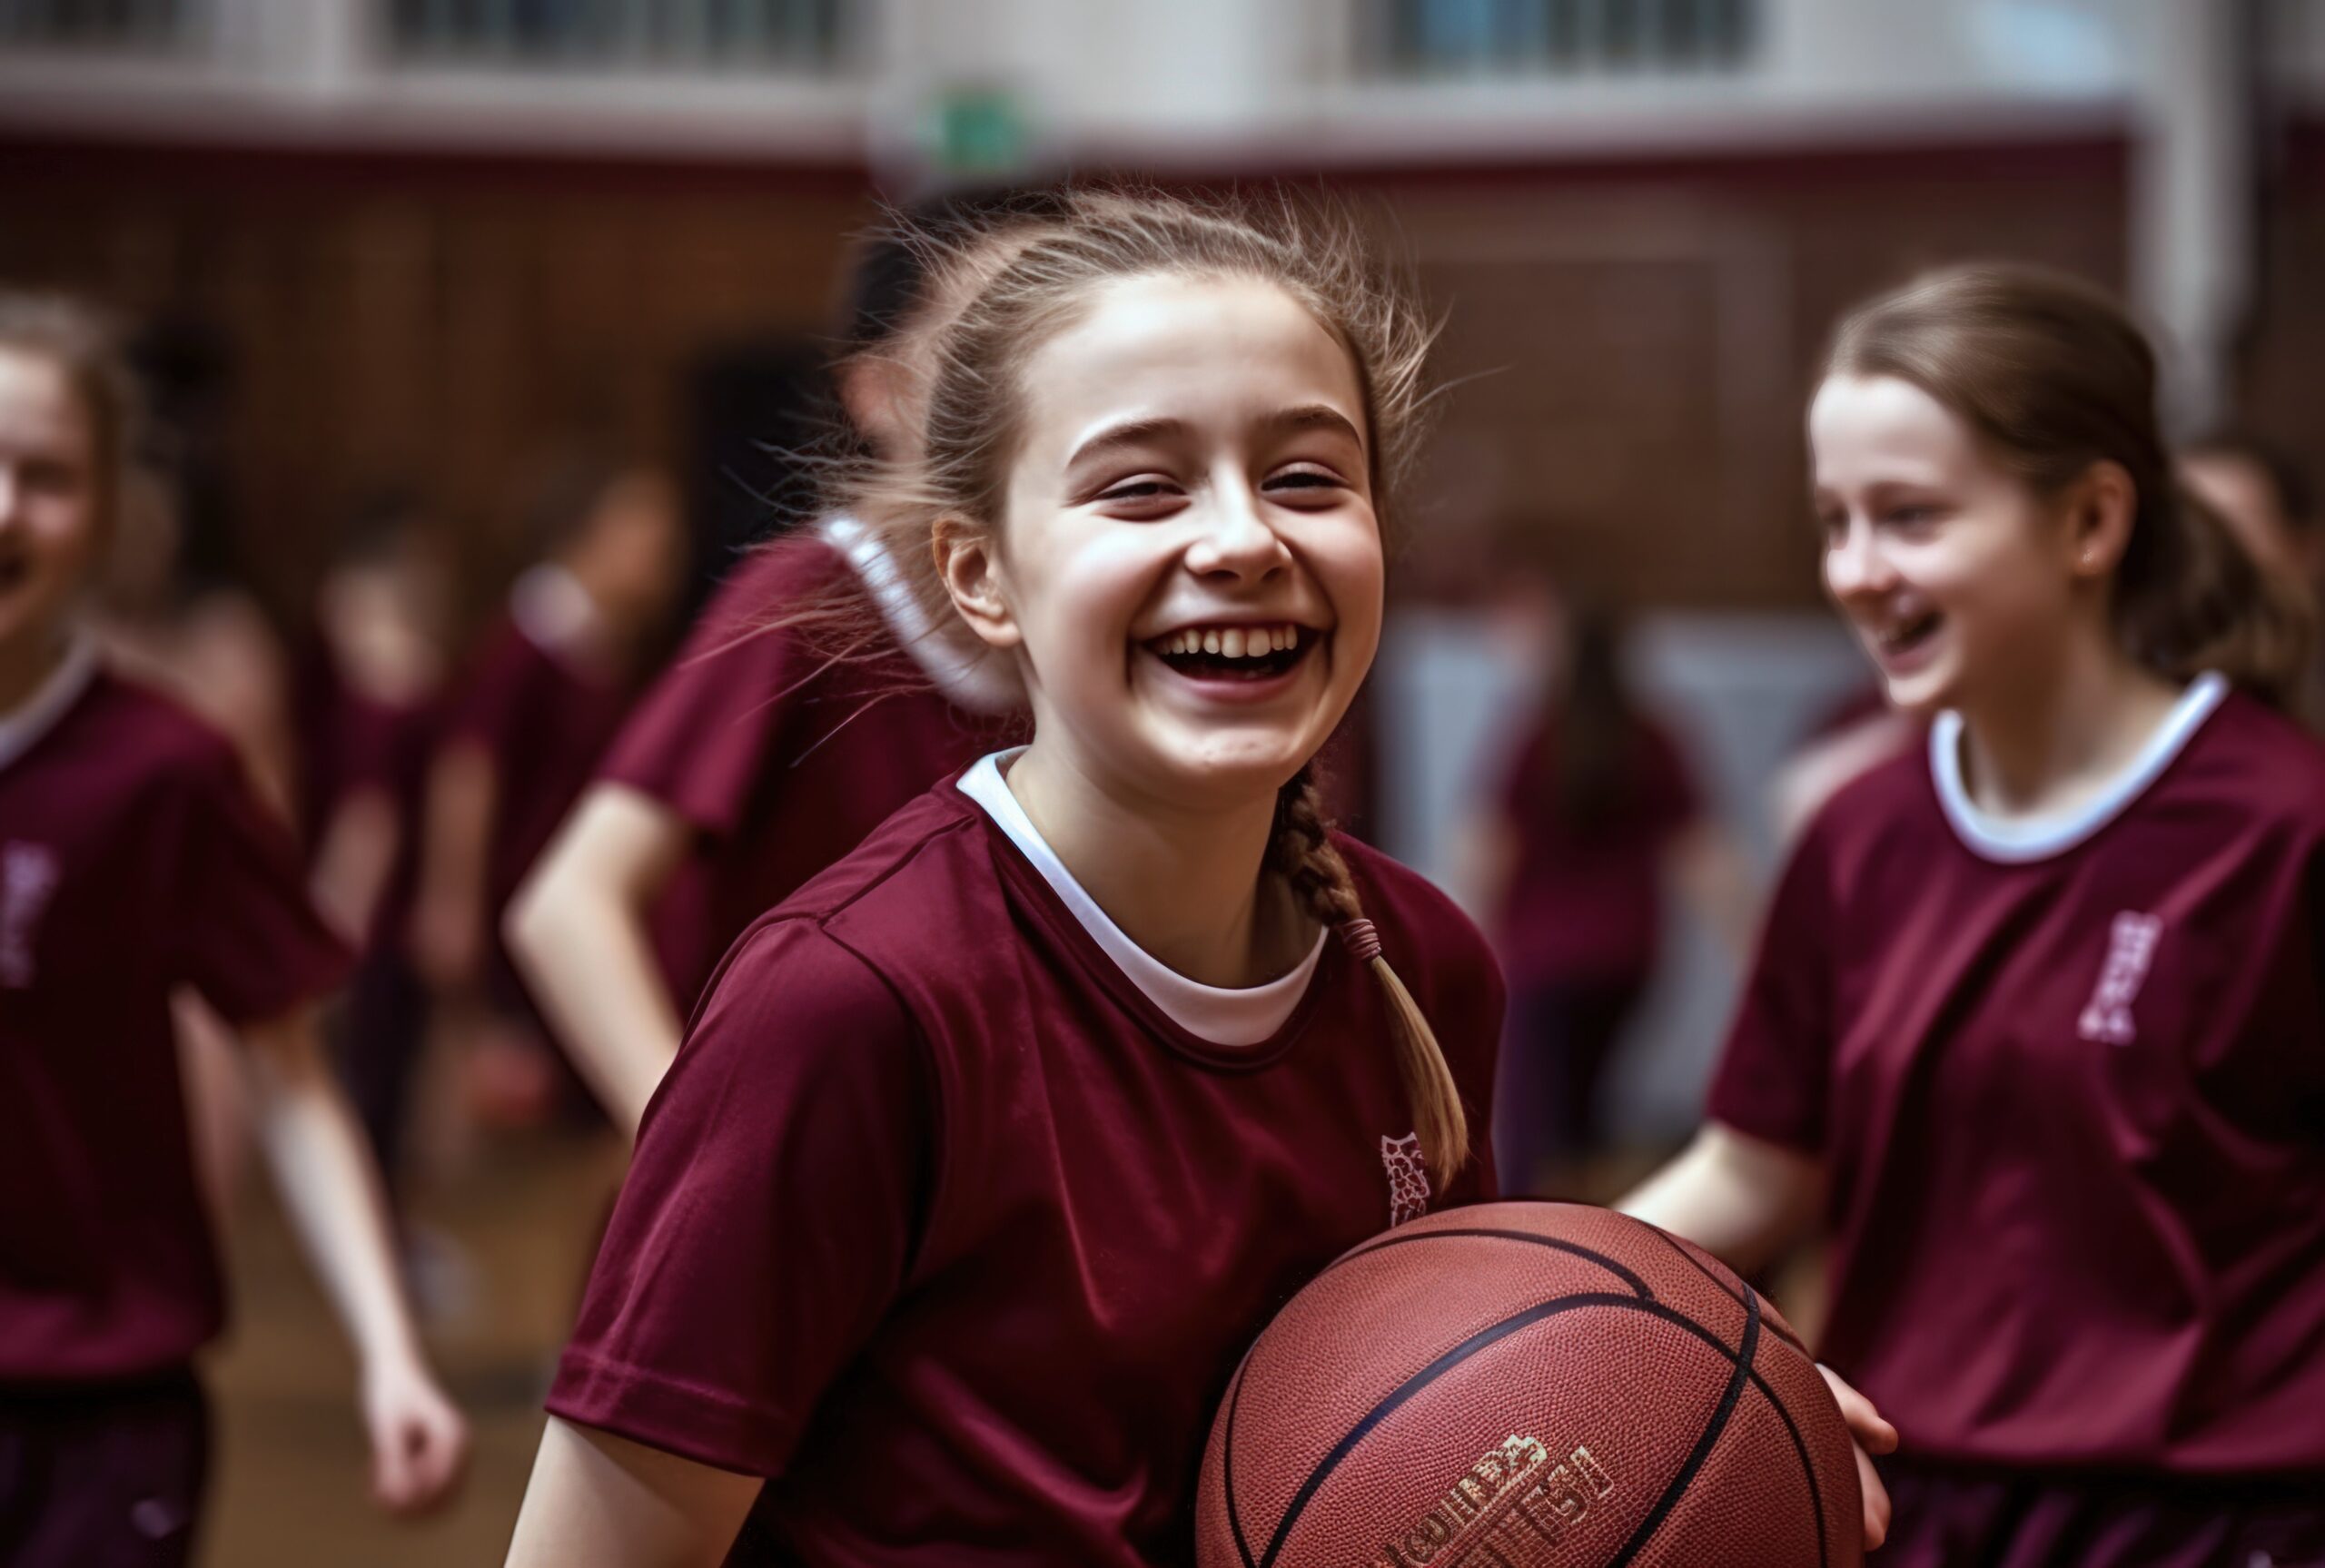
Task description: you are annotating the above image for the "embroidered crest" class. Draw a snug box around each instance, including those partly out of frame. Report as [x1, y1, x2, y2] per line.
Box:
[0, 842, 61, 989]
[2077, 911, 2162, 1046]
[1382, 1131, 1431, 1227]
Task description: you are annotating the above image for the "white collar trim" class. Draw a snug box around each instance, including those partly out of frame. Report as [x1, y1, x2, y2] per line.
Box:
[0, 635, 99, 774]
[957, 749, 1324, 1047]
[821, 516, 1021, 716]
[1931, 672, 2229, 863]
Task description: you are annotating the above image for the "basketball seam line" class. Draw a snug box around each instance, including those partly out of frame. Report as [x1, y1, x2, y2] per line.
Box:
[1341, 1228, 1655, 1299]
[1254, 1292, 1647, 1568]
[1604, 1285, 1762, 1568]
[1223, 1352, 1261, 1568]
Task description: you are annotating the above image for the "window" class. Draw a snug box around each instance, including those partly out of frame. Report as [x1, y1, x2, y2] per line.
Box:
[0, 0, 204, 52]
[1361, 0, 1756, 77]
[385, 0, 849, 72]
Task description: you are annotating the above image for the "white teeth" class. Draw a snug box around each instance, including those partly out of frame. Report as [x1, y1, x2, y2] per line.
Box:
[1221, 628, 1245, 658]
[1153, 624, 1306, 658]
[1201, 630, 1221, 655]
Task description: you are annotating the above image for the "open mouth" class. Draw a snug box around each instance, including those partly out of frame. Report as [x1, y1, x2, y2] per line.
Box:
[1143, 622, 1315, 683]
[1872, 608, 1941, 663]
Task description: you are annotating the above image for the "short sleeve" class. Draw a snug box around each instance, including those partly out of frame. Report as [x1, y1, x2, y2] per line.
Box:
[547, 917, 932, 1478]
[170, 736, 354, 1022]
[595, 543, 838, 841]
[1704, 823, 1835, 1153]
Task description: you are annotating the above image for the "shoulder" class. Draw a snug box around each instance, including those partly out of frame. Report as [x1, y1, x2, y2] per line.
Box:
[78, 668, 243, 784]
[2178, 691, 2325, 836]
[770, 778, 997, 938]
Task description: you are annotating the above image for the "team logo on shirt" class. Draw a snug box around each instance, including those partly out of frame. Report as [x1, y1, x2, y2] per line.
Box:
[0, 842, 60, 989]
[1382, 1131, 1431, 1227]
[1372, 1435, 1615, 1567]
[2077, 911, 2163, 1046]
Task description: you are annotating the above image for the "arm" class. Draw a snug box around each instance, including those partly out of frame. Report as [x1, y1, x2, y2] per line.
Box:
[410, 741, 497, 991]
[505, 1419, 759, 1568]
[1667, 819, 1758, 965]
[506, 785, 693, 1134]
[312, 784, 402, 944]
[1615, 1120, 1823, 1277]
[241, 1008, 469, 1514]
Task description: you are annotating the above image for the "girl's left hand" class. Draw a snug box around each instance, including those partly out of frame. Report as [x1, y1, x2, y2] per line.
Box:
[361, 1355, 471, 1516]
[1818, 1364, 1897, 1548]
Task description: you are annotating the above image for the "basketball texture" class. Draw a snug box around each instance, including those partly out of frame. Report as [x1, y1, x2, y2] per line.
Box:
[1195, 1202, 1860, 1568]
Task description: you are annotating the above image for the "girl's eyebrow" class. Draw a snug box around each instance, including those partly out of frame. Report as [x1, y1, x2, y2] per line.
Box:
[1064, 404, 1367, 471]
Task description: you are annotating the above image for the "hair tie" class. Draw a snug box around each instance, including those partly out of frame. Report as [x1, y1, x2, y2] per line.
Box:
[1336, 918, 1382, 964]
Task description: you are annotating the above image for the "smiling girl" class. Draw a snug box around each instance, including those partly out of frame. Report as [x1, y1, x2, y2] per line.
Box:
[1624, 265, 2325, 1563]
[498, 189, 1505, 1566]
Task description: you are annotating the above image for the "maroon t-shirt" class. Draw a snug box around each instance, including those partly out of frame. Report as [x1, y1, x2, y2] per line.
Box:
[1494, 715, 1699, 986]
[1709, 682, 2325, 1475]
[549, 776, 1503, 1563]
[290, 636, 436, 951]
[439, 608, 633, 1017]
[0, 664, 353, 1384]
[594, 537, 1015, 1007]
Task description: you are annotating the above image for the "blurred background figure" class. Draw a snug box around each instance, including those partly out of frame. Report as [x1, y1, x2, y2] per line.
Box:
[1465, 590, 1747, 1199]
[409, 456, 686, 1130]
[292, 490, 452, 1215]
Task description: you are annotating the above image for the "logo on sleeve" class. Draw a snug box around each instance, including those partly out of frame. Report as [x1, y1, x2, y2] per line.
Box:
[2077, 911, 2162, 1046]
[1382, 1131, 1431, 1227]
[0, 842, 61, 989]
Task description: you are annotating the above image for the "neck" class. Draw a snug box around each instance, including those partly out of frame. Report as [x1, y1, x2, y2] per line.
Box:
[1954, 632, 2182, 818]
[0, 626, 69, 720]
[1004, 739, 1308, 989]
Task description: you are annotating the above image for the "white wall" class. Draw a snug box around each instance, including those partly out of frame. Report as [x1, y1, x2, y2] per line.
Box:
[1375, 608, 1866, 1139]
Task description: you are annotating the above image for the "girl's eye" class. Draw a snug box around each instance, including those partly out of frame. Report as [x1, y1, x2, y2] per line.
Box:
[1264, 466, 1344, 497]
[1098, 480, 1173, 504]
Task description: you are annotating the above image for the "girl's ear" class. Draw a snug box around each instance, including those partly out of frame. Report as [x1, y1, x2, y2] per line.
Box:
[2064, 459, 2138, 580]
[933, 515, 1022, 651]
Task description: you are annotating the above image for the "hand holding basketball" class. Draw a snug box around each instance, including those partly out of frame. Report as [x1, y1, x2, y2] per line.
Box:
[1819, 1364, 1897, 1547]
[362, 1354, 470, 1516]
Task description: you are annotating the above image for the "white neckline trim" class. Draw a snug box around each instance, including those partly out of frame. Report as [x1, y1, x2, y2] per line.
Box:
[957, 749, 1325, 1048]
[1930, 672, 2229, 863]
[0, 636, 98, 774]
[820, 516, 1022, 716]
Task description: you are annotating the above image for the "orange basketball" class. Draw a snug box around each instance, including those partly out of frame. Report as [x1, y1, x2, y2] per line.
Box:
[1195, 1202, 1861, 1568]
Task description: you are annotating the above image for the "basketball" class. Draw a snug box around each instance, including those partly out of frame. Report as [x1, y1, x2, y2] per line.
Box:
[1195, 1202, 1861, 1568]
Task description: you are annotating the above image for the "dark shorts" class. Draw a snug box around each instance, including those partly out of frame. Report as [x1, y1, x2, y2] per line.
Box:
[1880, 1455, 2325, 1568]
[0, 1372, 211, 1568]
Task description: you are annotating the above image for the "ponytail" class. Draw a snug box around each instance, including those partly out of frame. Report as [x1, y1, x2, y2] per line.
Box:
[1269, 767, 1470, 1189]
[2118, 483, 2315, 712]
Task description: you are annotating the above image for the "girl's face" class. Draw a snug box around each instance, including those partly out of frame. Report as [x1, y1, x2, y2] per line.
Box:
[0, 348, 104, 664]
[1811, 373, 2093, 716]
[964, 273, 1384, 806]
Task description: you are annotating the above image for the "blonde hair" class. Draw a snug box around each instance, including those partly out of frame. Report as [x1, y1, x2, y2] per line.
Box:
[0, 290, 137, 530]
[1827, 263, 2314, 709]
[826, 186, 1469, 1185]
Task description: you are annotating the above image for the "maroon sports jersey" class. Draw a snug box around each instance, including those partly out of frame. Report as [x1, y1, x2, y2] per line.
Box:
[0, 652, 352, 1383]
[594, 531, 1016, 1006]
[1494, 714, 1699, 985]
[1710, 676, 2325, 1474]
[549, 769, 1502, 1563]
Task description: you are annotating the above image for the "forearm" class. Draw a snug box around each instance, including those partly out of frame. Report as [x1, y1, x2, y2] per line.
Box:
[507, 788, 692, 1134]
[1616, 1123, 1824, 1277]
[243, 1013, 425, 1371]
[412, 745, 497, 987]
[312, 790, 401, 943]
[506, 1418, 757, 1568]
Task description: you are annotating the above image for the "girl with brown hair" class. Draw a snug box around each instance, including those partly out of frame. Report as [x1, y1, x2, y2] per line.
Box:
[500, 186, 1504, 1565]
[1625, 263, 2325, 1563]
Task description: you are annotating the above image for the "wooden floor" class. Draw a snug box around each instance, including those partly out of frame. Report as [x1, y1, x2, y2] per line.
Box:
[200, 1131, 624, 1568]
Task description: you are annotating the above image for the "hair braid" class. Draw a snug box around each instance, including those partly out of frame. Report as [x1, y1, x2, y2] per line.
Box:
[1271, 768, 1470, 1188]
